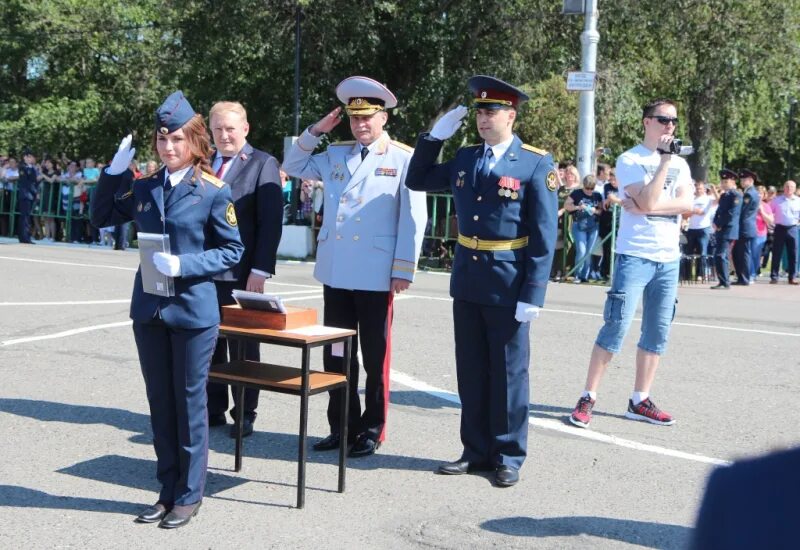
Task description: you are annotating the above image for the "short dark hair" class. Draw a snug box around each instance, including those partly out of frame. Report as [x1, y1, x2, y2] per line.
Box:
[642, 98, 677, 119]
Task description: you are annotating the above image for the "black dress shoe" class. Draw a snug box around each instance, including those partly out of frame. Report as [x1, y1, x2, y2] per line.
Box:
[208, 413, 227, 427]
[159, 501, 201, 529]
[710, 284, 730, 290]
[437, 459, 493, 475]
[494, 465, 520, 487]
[313, 433, 341, 451]
[349, 434, 380, 458]
[229, 418, 254, 438]
[134, 502, 170, 524]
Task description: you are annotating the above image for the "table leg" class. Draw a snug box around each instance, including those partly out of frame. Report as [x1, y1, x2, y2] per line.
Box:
[338, 336, 351, 493]
[297, 345, 310, 509]
[234, 383, 245, 472]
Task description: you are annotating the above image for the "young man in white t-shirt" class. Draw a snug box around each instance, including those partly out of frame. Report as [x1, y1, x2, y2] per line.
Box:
[570, 98, 693, 429]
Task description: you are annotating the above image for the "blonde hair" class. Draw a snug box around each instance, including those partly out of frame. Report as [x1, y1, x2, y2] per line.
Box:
[209, 101, 248, 123]
[564, 165, 580, 186]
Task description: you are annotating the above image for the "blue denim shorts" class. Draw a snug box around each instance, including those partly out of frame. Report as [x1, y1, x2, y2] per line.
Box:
[595, 254, 680, 355]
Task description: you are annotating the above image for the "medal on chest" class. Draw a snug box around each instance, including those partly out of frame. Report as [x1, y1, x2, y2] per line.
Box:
[498, 176, 521, 200]
[456, 171, 466, 188]
[331, 163, 346, 181]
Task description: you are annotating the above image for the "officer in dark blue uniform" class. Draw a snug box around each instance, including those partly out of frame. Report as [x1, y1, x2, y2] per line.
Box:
[91, 91, 243, 528]
[711, 168, 742, 289]
[733, 168, 760, 285]
[16, 150, 39, 244]
[406, 75, 558, 487]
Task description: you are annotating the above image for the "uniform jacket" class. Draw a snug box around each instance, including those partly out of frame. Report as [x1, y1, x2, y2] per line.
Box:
[17, 164, 39, 201]
[738, 185, 760, 239]
[406, 134, 558, 308]
[282, 129, 427, 292]
[217, 142, 283, 280]
[91, 167, 243, 328]
[692, 446, 800, 550]
[713, 189, 742, 240]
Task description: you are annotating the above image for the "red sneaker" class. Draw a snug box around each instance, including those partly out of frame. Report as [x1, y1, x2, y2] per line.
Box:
[569, 395, 596, 428]
[625, 398, 675, 426]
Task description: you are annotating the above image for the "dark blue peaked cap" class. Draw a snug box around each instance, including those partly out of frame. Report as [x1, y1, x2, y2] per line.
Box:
[739, 168, 758, 181]
[719, 168, 738, 180]
[468, 75, 529, 109]
[155, 90, 196, 134]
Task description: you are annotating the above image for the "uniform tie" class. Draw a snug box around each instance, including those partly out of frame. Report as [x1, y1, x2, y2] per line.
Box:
[478, 147, 493, 179]
[360, 147, 369, 161]
[215, 156, 232, 178]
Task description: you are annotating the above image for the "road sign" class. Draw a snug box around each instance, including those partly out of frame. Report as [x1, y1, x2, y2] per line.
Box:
[566, 71, 596, 92]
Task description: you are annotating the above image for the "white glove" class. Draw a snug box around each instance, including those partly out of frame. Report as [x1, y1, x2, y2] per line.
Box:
[153, 252, 181, 277]
[514, 301, 540, 323]
[107, 134, 136, 175]
[430, 105, 469, 141]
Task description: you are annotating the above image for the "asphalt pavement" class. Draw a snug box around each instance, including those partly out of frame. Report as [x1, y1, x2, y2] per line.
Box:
[1, 238, 798, 549]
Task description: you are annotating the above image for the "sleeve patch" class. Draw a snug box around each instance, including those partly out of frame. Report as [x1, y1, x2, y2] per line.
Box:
[546, 171, 558, 191]
[226, 203, 238, 226]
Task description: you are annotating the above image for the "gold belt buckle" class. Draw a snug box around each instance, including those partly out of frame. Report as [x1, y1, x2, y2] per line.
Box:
[469, 237, 479, 250]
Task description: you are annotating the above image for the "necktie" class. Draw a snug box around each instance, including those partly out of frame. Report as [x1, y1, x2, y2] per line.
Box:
[215, 156, 232, 178]
[360, 147, 369, 161]
[478, 148, 493, 179]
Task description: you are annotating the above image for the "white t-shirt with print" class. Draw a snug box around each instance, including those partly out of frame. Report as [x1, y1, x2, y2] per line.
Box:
[688, 194, 713, 230]
[614, 144, 692, 263]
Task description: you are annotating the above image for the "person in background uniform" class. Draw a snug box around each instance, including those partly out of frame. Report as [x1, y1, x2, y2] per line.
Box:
[711, 169, 742, 289]
[406, 75, 558, 487]
[692, 446, 800, 550]
[90, 91, 243, 528]
[569, 98, 693, 430]
[16, 150, 39, 244]
[733, 169, 760, 285]
[206, 101, 284, 439]
[282, 76, 427, 458]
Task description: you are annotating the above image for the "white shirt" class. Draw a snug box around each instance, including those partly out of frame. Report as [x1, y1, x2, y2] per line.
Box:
[164, 165, 192, 189]
[688, 194, 713, 229]
[614, 144, 693, 263]
[770, 195, 800, 226]
[482, 135, 514, 172]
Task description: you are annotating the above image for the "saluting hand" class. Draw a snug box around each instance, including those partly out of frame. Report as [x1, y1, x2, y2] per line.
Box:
[310, 107, 343, 137]
[430, 105, 468, 141]
[108, 134, 136, 176]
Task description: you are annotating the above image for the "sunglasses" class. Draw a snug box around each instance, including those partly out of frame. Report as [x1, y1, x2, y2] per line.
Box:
[648, 116, 679, 126]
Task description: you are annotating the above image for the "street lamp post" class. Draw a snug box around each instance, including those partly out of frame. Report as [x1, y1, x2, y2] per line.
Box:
[788, 98, 797, 180]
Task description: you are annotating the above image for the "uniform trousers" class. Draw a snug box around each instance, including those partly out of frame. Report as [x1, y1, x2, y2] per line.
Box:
[733, 237, 753, 284]
[452, 299, 530, 470]
[770, 224, 798, 281]
[207, 280, 261, 422]
[17, 198, 33, 243]
[714, 236, 734, 286]
[132, 319, 217, 506]
[322, 285, 393, 443]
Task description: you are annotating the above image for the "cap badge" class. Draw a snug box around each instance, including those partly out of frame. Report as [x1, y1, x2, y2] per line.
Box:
[160, 127, 169, 135]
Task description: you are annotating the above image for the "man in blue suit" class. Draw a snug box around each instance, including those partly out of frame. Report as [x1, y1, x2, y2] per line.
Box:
[16, 150, 39, 244]
[732, 168, 760, 285]
[406, 75, 558, 487]
[206, 101, 284, 438]
[283, 76, 427, 457]
[711, 169, 742, 289]
[692, 446, 800, 549]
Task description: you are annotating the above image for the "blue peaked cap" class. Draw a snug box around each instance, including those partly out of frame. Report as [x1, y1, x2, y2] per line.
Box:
[155, 90, 196, 134]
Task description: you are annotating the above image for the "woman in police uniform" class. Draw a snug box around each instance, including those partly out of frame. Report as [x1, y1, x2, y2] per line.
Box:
[91, 91, 243, 528]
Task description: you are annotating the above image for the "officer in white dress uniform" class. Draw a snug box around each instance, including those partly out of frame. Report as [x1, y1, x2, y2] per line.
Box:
[282, 76, 427, 457]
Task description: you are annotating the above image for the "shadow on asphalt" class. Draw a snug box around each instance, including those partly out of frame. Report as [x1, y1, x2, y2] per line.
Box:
[481, 515, 691, 549]
[0, 485, 142, 515]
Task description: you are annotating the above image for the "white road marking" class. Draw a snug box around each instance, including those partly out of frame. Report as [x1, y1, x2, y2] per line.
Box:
[401, 295, 800, 338]
[1, 321, 133, 347]
[390, 370, 730, 467]
[281, 295, 323, 302]
[0, 299, 130, 306]
[0, 255, 137, 272]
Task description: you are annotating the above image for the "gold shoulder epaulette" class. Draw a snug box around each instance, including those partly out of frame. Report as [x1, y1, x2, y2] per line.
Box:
[331, 140, 356, 147]
[522, 144, 548, 156]
[200, 172, 226, 188]
[390, 140, 414, 153]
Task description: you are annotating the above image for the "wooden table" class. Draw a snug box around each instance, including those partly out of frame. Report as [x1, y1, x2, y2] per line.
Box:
[209, 322, 356, 509]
